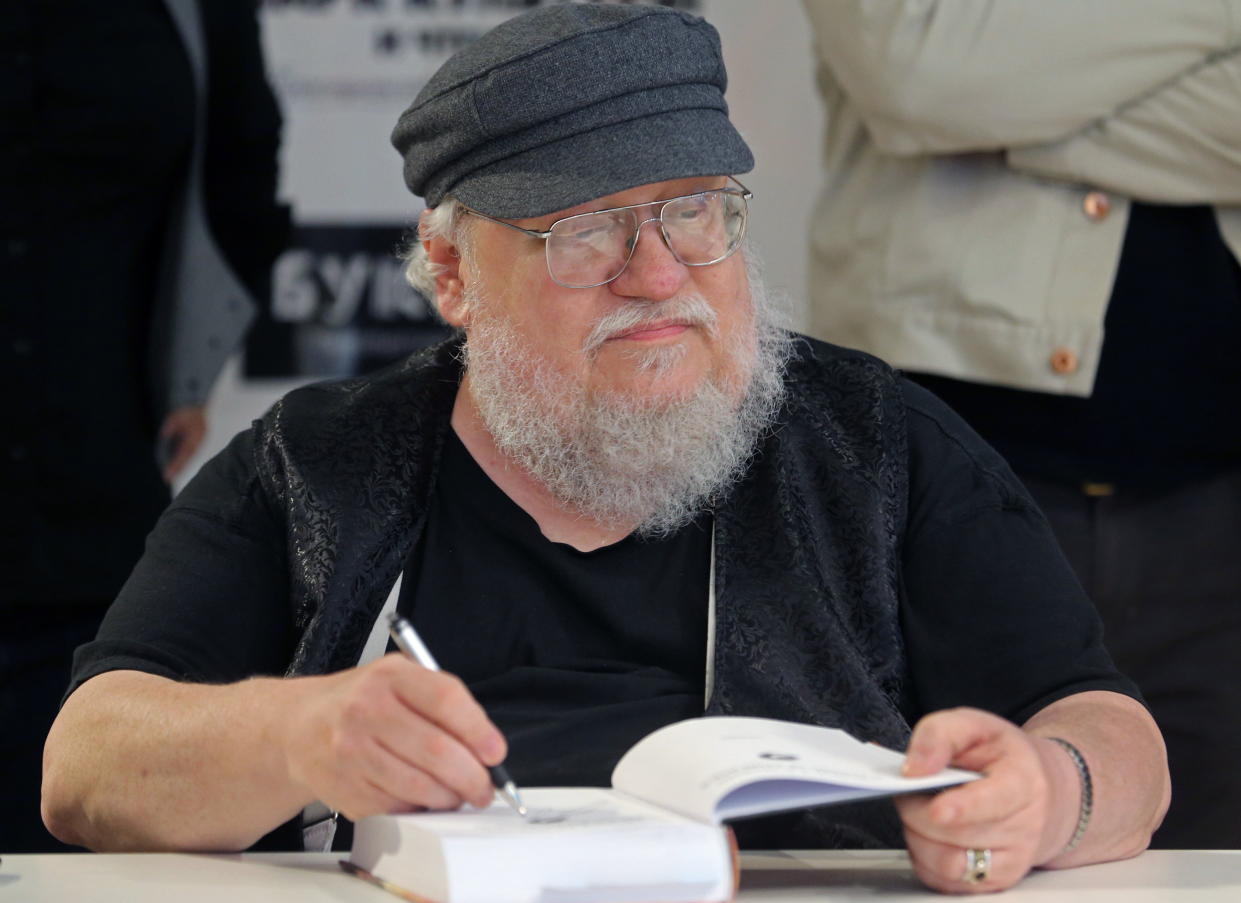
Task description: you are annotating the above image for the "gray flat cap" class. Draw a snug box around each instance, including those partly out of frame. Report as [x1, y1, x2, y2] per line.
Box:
[391, 4, 753, 219]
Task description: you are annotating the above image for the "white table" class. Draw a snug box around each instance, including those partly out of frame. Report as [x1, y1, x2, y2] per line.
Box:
[740, 850, 1241, 900]
[2, 850, 1239, 901]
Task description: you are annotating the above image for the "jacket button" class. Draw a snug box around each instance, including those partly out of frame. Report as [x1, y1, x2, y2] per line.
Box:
[1050, 347, 1078, 374]
[1083, 191, 1111, 221]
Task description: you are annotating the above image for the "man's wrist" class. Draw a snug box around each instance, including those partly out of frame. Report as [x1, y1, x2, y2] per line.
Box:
[1030, 734, 1086, 866]
[1047, 737, 1092, 853]
[258, 674, 328, 801]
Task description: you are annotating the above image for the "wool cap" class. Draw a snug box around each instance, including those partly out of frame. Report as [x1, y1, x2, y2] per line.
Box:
[390, 3, 753, 219]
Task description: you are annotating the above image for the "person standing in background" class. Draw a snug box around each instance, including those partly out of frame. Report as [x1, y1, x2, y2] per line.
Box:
[802, 0, 1241, 849]
[0, 0, 287, 852]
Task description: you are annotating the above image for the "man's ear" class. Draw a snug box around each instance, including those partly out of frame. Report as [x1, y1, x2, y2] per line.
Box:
[422, 218, 468, 328]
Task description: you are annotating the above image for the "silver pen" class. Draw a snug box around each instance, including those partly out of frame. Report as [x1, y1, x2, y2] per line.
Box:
[386, 612, 528, 818]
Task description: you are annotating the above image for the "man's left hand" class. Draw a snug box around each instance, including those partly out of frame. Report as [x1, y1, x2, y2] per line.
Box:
[158, 406, 207, 483]
[896, 707, 1053, 893]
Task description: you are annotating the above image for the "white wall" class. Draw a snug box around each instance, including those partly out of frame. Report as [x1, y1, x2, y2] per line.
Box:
[711, 0, 822, 325]
[177, 0, 822, 491]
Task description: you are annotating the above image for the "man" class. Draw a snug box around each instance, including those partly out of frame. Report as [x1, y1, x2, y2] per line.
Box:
[42, 5, 1167, 893]
[801, 0, 1241, 848]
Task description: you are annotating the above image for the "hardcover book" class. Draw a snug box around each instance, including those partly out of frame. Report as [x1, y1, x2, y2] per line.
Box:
[347, 716, 978, 903]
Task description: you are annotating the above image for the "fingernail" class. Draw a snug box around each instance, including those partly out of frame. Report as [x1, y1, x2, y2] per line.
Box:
[481, 733, 505, 763]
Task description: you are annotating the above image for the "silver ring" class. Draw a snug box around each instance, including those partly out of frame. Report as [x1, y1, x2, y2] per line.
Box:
[962, 848, 992, 884]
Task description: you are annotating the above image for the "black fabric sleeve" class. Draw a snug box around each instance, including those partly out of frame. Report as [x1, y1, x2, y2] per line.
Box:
[200, 0, 290, 300]
[67, 428, 293, 699]
[897, 380, 1143, 726]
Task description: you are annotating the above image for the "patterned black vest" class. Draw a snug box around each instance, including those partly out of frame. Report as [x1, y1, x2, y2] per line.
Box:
[253, 334, 913, 847]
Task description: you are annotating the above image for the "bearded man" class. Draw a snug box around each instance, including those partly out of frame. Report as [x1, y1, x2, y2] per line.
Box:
[42, 5, 1168, 894]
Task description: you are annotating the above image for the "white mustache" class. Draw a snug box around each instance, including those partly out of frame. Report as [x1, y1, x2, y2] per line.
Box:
[581, 295, 720, 356]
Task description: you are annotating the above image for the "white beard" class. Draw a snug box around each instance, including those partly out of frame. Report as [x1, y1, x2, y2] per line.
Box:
[461, 256, 793, 537]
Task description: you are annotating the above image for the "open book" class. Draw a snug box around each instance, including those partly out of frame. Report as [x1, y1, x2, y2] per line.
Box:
[347, 716, 978, 903]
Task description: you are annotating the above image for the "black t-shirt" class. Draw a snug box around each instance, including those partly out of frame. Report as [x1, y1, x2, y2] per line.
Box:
[69, 380, 1139, 848]
[401, 431, 712, 786]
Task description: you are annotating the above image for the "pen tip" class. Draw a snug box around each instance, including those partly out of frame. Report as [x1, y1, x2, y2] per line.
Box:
[499, 782, 527, 819]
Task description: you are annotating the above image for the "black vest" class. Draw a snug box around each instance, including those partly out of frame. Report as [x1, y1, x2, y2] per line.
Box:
[254, 334, 914, 847]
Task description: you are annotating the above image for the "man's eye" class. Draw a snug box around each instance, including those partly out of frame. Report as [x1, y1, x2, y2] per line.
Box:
[670, 198, 714, 223]
[559, 217, 622, 242]
[573, 225, 611, 241]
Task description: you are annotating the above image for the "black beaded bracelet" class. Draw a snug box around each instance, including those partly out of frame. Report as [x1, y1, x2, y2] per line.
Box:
[1049, 737, 1093, 853]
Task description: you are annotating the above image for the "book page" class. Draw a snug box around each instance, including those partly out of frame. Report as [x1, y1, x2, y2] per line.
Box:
[611, 716, 979, 823]
[411, 787, 696, 837]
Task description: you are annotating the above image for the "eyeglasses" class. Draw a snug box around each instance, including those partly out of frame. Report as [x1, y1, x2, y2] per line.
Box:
[464, 179, 752, 288]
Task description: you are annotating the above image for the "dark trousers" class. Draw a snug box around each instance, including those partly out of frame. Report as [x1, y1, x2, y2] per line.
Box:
[0, 606, 104, 853]
[1023, 467, 1241, 849]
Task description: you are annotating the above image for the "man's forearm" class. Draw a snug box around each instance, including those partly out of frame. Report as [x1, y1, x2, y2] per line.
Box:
[43, 657, 506, 852]
[1022, 690, 1170, 869]
[1008, 49, 1241, 204]
[42, 670, 317, 852]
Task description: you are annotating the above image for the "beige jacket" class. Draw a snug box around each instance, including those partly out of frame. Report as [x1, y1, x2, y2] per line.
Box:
[804, 0, 1241, 396]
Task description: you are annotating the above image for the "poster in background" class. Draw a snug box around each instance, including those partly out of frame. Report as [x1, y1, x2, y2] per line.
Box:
[248, 0, 702, 379]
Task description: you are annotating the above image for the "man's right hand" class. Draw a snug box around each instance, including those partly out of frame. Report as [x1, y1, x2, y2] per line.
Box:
[282, 654, 507, 821]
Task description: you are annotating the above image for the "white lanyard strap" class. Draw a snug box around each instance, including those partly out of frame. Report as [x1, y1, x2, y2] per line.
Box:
[704, 524, 717, 709]
[302, 572, 405, 851]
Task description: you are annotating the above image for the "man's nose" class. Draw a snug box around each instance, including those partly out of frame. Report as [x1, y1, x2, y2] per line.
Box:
[609, 218, 689, 301]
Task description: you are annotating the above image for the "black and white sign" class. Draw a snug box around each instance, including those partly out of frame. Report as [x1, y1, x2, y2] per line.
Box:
[249, 0, 702, 378]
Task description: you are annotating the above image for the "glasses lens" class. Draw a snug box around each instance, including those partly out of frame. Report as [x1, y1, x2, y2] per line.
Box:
[662, 190, 747, 265]
[546, 209, 638, 287]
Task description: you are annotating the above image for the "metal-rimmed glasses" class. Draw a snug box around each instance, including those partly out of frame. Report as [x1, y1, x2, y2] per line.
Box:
[464, 179, 752, 288]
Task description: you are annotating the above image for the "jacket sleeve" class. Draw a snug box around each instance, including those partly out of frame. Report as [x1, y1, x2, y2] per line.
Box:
[201, 0, 290, 303]
[803, 0, 1241, 156]
[1006, 48, 1241, 203]
[157, 0, 288, 415]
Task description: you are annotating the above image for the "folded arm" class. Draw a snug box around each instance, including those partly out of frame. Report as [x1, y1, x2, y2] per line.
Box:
[1008, 48, 1241, 203]
[804, 0, 1241, 154]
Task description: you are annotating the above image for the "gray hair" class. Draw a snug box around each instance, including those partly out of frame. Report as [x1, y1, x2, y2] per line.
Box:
[402, 197, 469, 311]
